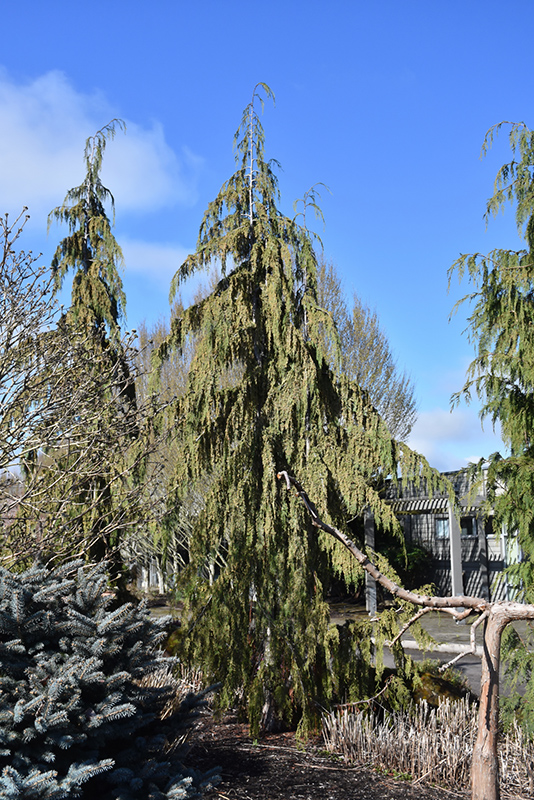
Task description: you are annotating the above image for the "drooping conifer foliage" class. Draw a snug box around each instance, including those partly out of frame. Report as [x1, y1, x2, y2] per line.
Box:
[449, 121, 534, 592]
[450, 121, 534, 734]
[0, 213, 146, 574]
[0, 560, 217, 799]
[33, 121, 141, 577]
[156, 84, 439, 734]
[48, 119, 126, 340]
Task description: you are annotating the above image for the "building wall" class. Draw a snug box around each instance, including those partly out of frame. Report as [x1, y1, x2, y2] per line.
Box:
[402, 509, 511, 600]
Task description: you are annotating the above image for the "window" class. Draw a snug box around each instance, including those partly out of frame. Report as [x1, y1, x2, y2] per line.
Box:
[461, 517, 477, 538]
[435, 518, 449, 539]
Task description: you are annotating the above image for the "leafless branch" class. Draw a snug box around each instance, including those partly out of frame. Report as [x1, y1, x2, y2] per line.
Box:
[389, 606, 432, 646]
[0, 211, 170, 570]
[438, 610, 489, 672]
[276, 470, 488, 614]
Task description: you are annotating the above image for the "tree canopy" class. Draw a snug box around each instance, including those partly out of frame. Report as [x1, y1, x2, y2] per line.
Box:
[0, 208, 173, 587]
[48, 119, 126, 340]
[3, 122, 154, 583]
[317, 257, 417, 440]
[450, 121, 534, 746]
[449, 121, 534, 593]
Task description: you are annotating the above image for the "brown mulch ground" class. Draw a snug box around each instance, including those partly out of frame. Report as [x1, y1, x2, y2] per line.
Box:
[188, 712, 468, 800]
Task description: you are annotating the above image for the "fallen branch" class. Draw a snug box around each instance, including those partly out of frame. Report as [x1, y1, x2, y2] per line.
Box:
[276, 470, 487, 614]
[376, 637, 484, 658]
[276, 469, 534, 800]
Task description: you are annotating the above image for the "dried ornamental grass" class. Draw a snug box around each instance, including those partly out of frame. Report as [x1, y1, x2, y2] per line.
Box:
[322, 699, 534, 796]
[138, 665, 207, 721]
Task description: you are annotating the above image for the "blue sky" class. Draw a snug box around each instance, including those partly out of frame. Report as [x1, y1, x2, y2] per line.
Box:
[1, 0, 531, 470]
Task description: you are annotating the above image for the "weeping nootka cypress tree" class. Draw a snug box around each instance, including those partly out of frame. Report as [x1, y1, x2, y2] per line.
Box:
[33, 120, 140, 576]
[49, 119, 126, 340]
[156, 84, 439, 735]
[450, 120, 534, 737]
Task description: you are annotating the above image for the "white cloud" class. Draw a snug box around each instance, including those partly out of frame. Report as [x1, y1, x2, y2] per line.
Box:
[407, 407, 504, 472]
[121, 237, 213, 309]
[121, 238, 192, 288]
[0, 68, 202, 227]
[102, 125, 202, 213]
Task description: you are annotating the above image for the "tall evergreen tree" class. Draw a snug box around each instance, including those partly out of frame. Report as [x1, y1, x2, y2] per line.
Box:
[0, 212, 157, 581]
[157, 84, 438, 734]
[450, 121, 534, 592]
[29, 120, 138, 577]
[48, 119, 126, 340]
[450, 120, 534, 733]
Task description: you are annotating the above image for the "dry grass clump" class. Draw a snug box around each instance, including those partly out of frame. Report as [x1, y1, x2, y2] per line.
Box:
[322, 698, 534, 796]
[139, 664, 206, 720]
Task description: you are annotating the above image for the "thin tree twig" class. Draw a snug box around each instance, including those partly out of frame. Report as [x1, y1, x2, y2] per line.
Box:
[389, 606, 432, 646]
[439, 610, 488, 672]
[332, 676, 395, 711]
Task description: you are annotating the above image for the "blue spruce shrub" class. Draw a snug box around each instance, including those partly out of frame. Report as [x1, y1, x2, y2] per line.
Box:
[0, 560, 218, 798]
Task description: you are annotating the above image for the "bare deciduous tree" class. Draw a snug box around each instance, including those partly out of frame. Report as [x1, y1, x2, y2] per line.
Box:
[316, 257, 417, 441]
[0, 211, 165, 576]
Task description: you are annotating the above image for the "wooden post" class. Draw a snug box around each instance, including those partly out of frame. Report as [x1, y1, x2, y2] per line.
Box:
[364, 508, 377, 616]
[477, 513, 490, 601]
[448, 500, 464, 598]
